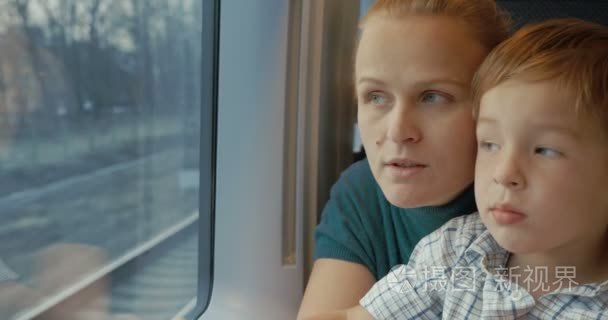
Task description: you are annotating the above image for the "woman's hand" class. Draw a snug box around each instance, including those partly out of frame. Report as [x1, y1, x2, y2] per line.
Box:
[297, 259, 375, 319]
[302, 310, 348, 320]
[302, 305, 374, 320]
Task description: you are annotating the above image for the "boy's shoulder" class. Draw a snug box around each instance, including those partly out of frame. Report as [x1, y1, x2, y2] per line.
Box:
[412, 213, 489, 268]
[426, 213, 485, 245]
[438, 213, 486, 241]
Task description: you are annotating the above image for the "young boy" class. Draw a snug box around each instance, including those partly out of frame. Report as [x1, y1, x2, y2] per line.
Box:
[306, 18, 608, 320]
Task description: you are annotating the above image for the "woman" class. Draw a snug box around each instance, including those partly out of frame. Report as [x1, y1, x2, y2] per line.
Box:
[297, 0, 511, 318]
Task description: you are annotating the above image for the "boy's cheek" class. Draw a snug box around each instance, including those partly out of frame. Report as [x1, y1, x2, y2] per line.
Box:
[473, 161, 491, 183]
[473, 166, 492, 203]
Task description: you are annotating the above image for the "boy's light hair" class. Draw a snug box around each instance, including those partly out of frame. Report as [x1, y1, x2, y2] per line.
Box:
[472, 18, 608, 124]
[361, 0, 512, 51]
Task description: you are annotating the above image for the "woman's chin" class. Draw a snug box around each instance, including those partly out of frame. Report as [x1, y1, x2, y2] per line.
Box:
[381, 177, 469, 208]
[383, 188, 433, 209]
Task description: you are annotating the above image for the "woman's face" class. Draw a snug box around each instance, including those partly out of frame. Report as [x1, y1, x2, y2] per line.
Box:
[356, 15, 487, 208]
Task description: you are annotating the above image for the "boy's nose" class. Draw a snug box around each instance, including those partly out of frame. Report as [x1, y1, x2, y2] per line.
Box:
[493, 177, 523, 189]
[493, 152, 525, 189]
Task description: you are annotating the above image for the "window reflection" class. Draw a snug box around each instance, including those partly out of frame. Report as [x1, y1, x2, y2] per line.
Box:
[0, 0, 202, 319]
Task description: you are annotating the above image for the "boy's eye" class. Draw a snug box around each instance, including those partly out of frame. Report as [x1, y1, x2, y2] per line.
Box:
[479, 141, 500, 152]
[535, 147, 563, 157]
[420, 91, 450, 104]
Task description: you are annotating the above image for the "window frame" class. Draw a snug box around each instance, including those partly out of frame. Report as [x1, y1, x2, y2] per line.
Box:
[191, 0, 220, 317]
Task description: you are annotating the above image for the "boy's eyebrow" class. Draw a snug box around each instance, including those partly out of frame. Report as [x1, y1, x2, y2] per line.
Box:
[477, 117, 581, 139]
[529, 123, 581, 140]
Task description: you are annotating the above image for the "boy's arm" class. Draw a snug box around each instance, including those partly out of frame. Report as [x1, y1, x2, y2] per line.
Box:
[297, 259, 375, 319]
[358, 215, 479, 319]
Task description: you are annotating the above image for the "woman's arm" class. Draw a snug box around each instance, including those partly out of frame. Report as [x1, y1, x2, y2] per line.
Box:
[296, 259, 375, 320]
[300, 305, 374, 320]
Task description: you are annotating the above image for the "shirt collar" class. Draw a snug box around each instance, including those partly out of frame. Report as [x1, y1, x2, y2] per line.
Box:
[463, 228, 510, 274]
[463, 228, 608, 297]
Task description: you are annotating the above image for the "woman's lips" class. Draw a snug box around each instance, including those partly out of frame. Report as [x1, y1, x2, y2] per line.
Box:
[384, 163, 427, 179]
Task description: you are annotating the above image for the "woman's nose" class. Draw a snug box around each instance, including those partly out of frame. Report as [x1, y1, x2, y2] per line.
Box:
[386, 104, 422, 144]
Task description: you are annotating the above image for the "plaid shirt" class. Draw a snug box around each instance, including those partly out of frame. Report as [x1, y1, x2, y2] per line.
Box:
[360, 213, 608, 319]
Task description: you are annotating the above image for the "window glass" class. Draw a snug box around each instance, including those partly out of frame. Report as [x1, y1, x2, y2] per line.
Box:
[0, 0, 204, 319]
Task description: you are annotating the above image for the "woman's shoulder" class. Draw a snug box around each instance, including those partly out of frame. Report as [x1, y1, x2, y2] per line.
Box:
[326, 160, 391, 221]
[336, 158, 375, 182]
[331, 160, 380, 197]
[313, 160, 389, 271]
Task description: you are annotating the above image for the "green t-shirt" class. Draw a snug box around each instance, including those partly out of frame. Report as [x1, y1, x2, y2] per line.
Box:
[313, 159, 476, 280]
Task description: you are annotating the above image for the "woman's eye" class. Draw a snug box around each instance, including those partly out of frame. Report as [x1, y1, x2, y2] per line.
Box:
[479, 141, 499, 152]
[420, 91, 450, 104]
[368, 92, 388, 106]
[535, 147, 563, 157]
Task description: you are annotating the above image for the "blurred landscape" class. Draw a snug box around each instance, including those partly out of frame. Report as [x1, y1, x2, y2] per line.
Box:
[0, 0, 203, 318]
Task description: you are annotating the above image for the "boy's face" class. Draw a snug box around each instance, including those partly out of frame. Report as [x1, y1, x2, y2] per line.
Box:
[475, 79, 608, 256]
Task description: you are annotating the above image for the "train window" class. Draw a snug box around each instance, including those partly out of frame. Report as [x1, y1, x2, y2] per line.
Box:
[360, 0, 374, 18]
[0, 0, 215, 319]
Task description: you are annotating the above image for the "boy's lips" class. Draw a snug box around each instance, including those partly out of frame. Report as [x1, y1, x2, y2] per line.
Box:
[489, 203, 526, 225]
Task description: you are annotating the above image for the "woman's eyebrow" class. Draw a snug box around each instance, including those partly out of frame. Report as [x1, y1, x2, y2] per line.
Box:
[414, 79, 467, 89]
[476, 117, 497, 126]
[357, 77, 385, 85]
[357, 77, 467, 89]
